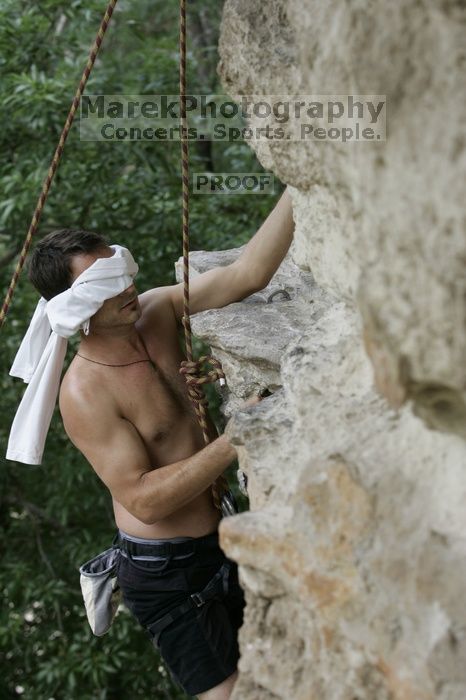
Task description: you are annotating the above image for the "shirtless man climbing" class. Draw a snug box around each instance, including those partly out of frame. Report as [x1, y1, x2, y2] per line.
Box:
[18, 188, 294, 699]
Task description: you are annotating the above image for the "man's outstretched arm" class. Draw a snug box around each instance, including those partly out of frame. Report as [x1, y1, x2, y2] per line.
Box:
[233, 187, 294, 290]
[166, 187, 295, 322]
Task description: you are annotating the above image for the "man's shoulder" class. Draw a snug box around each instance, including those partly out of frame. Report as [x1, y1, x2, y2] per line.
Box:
[139, 286, 178, 323]
[59, 360, 114, 429]
[139, 284, 170, 305]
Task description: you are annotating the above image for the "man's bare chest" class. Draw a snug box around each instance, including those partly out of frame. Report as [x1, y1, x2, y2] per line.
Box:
[112, 352, 197, 447]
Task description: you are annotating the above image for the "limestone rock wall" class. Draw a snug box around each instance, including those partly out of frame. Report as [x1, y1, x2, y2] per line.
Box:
[178, 1, 466, 698]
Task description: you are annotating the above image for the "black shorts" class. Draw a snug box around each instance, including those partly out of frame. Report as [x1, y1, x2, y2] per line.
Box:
[116, 528, 245, 696]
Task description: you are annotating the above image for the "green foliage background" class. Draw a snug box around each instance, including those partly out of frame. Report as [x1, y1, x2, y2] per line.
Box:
[0, 1, 279, 697]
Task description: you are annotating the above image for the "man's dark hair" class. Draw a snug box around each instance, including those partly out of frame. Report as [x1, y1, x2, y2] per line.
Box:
[28, 228, 109, 300]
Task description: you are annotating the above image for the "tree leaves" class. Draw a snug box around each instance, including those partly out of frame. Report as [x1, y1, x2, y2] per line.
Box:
[0, 1, 277, 697]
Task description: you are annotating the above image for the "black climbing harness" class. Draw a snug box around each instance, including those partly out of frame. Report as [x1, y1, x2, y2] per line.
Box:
[116, 524, 236, 647]
[146, 558, 233, 646]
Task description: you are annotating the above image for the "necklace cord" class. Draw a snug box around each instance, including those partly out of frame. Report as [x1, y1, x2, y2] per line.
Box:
[76, 354, 152, 367]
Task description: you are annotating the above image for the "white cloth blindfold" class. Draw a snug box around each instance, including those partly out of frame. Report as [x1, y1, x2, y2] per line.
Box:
[6, 244, 138, 465]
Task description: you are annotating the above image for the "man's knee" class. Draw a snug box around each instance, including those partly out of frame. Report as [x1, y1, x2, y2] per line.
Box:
[197, 669, 239, 700]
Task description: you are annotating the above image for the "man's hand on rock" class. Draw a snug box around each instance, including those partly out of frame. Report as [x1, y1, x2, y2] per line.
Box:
[224, 388, 271, 441]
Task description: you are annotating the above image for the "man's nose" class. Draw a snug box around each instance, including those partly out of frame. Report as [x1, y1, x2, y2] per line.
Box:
[120, 283, 137, 297]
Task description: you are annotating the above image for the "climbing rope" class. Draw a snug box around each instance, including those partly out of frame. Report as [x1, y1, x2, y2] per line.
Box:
[0, 0, 231, 514]
[0, 0, 118, 326]
[177, 0, 230, 513]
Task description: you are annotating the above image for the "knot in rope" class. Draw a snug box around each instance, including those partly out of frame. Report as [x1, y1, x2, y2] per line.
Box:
[179, 354, 225, 388]
[179, 354, 226, 431]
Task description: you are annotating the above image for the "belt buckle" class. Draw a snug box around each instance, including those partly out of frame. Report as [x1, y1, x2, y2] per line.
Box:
[191, 592, 205, 607]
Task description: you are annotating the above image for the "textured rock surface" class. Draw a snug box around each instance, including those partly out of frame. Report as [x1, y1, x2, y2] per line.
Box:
[176, 1, 466, 698]
[218, 0, 466, 438]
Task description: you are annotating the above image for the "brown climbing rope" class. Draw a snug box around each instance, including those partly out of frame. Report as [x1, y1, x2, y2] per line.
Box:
[0, 0, 118, 326]
[0, 0, 231, 514]
[177, 0, 230, 513]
